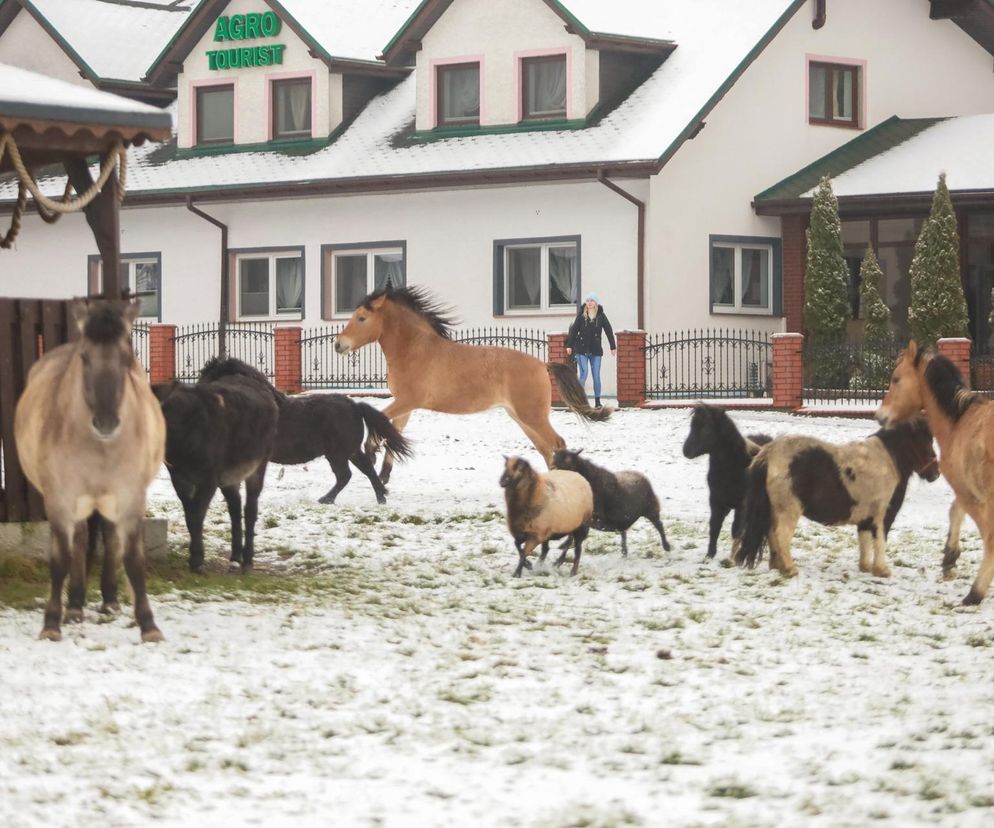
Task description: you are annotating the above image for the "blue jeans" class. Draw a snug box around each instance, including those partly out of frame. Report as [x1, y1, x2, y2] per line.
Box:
[575, 354, 603, 399]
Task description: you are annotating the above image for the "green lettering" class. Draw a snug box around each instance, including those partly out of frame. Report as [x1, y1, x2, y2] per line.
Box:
[230, 14, 245, 40]
[245, 13, 262, 40]
[213, 17, 229, 41]
[260, 12, 281, 37]
[215, 49, 228, 69]
[227, 47, 240, 68]
[241, 47, 254, 67]
[206, 50, 218, 70]
[257, 45, 271, 66]
[271, 43, 286, 65]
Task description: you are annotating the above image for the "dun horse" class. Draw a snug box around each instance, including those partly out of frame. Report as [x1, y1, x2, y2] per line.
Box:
[14, 299, 166, 642]
[877, 342, 994, 604]
[335, 286, 610, 483]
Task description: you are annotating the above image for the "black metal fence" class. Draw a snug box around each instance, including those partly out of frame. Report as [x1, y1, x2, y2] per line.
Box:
[803, 338, 904, 406]
[132, 321, 149, 377]
[173, 322, 276, 383]
[644, 328, 772, 399]
[299, 325, 550, 390]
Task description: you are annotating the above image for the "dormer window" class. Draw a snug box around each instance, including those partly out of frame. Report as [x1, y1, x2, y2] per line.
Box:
[272, 77, 312, 140]
[196, 84, 234, 145]
[522, 55, 567, 121]
[437, 62, 480, 127]
[808, 60, 860, 128]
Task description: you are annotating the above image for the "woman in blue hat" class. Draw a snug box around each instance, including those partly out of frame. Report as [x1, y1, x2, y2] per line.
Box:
[566, 292, 616, 408]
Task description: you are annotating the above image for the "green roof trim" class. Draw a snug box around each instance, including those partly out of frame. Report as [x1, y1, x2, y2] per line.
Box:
[754, 116, 946, 202]
[20, 0, 99, 81]
[381, 0, 431, 58]
[401, 116, 589, 145]
[171, 134, 335, 161]
[545, 1, 591, 38]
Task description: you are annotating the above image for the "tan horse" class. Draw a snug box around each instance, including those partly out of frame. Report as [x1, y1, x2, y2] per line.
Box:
[335, 286, 609, 482]
[15, 299, 166, 641]
[877, 340, 994, 605]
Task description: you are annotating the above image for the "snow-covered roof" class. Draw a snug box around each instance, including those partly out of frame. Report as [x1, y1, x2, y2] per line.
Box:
[112, 0, 801, 198]
[15, 0, 199, 82]
[556, 0, 692, 41]
[804, 114, 994, 198]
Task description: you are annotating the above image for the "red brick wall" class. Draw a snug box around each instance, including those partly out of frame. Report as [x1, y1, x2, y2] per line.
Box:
[616, 330, 646, 408]
[937, 337, 972, 390]
[148, 324, 176, 385]
[782, 214, 808, 334]
[772, 332, 804, 409]
[275, 326, 302, 394]
[548, 332, 568, 405]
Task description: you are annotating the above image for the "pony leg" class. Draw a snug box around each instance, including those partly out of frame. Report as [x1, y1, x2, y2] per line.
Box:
[706, 502, 731, 560]
[98, 517, 121, 613]
[868, 519, 890, 578]
[647, 514, 672, 555]
[241, 463, 268, 574]
[857, 525, 874, 573]
[620, 530, 628, 558]
[119, 518, 162, 642]
[346, 450, 388, 505]
[318, 456, 351, 505]
[40, 522, 74, 640]
[570, 527, 589, 576]
[514, 539, 537, 578]
[768, 514, 799, 577]
[942, 498, 967, 580]
[220, 485, 244, 568]
[179, 485, 216, 573]
[963, 514, 994, 605]
[507, 411, 564, 467]
[64, 520, 88, 624]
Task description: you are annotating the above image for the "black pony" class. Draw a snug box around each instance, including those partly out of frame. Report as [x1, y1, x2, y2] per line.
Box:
[153, 360, 279, 573]
[682, 403, 771, 561]
[550, 448, 671, 557]
[198, 358, 413, 504]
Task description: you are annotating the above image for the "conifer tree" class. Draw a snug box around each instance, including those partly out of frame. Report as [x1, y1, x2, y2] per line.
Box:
[803, 177, 850, 343]
[858, 246, 891, 343]
[908, 173, 968, 347]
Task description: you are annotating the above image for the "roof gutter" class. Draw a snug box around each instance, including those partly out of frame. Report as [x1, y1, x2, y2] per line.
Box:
[597, 169, 646, 329]
[813, 0, 827, 29]
[186, 196, 229, 353]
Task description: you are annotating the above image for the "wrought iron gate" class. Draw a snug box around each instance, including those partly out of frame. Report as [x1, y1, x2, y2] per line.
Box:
[644, 328, 772, 399]
[173, 322, 275, 382]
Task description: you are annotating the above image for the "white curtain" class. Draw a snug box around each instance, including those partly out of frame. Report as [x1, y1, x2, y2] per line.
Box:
[443, 66, 480, 120]
[276, 257, 303, 313]
[508, 247, 540, 307]
[374, 253, 404, 290]
[809, 65, 826, 120]
[548, 246, 576, 305]
[528, 59, 566, 116]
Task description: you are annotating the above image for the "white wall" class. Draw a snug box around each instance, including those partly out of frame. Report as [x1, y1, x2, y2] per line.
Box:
[176, 0, 334, 148]
[414, 0, 591, 130]
[645, 0, 994, 334]
[0, 10, 90, 87]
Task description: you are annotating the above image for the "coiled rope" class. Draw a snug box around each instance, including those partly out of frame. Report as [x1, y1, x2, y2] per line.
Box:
[0, 132, 128, 249]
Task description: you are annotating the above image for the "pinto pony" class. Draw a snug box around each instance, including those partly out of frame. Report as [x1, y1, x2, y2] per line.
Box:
[736, 419, 939, 577]
[14, 300, 166, 642]
[335, 286, 610, 483]
[877, 342, 994, 604]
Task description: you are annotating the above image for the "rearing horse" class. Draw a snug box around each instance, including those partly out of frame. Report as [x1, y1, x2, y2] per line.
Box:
[877, 341, 994, 605]
[14, 299, 166, 641]
[335, 286, 609, 482]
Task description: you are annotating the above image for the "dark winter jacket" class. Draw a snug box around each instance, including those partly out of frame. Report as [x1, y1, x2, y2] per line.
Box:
[567, 305, 616, 356]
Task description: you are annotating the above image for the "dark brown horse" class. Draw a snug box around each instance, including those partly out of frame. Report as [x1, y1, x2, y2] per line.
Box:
[14, 299, 166, 642]
[335, 286, 609, 483]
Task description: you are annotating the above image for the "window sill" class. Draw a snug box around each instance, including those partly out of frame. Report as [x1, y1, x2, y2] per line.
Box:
[235, 315, 304, 323]
[807, 118, 861, 130]
[711, 307, 777, 317]
[498, 309, 577, 318]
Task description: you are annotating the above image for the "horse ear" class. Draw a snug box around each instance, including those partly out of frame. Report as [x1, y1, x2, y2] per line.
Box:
[71, 298, 90, 332]
[369, 294, 388, 310]
[907, 341, 918, 361]
[123, 298, 141, 326]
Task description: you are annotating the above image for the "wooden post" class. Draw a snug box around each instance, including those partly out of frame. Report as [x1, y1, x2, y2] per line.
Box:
[64, 155, 122, 299]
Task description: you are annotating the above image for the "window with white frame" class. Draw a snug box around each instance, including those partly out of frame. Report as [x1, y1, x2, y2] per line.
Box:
[272, 77, 312, 140]
[710, 238, 776, 315]
[326, 245, 405, 317]
[236, 250, 304, 319]
[89, 254, 161, 320]
[497, 238, 578, 313]
[809, 61, 860, 128]
[522, 55, 567, 121]
[196, 84, 234, 145]
[437, 62, 480, 127]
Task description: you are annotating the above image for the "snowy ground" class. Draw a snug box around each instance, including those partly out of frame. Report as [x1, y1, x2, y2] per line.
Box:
[2, 404, 994, 827]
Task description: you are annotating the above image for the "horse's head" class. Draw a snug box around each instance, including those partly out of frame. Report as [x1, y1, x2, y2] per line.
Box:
[549, 448, 582, 472]
[335, 292, 387, 355]
[683, 403, 720, 458]
[877, 341, 926, 427]
[499, 455, 536, 490]
[907, 418, 941, 483]
[73, 298, 139, 440]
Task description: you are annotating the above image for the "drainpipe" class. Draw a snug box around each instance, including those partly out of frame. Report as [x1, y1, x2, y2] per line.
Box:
[813, 0, 826, 29]
[597, 170, 646, 329]
[186, 196, 229, 357]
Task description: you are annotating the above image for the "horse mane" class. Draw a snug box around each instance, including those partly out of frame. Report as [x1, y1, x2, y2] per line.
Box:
[82, 304, 127, 344]
[364, 285, 457, 340]
[198, 357, 288, 405]
[923, 353, 979, 423]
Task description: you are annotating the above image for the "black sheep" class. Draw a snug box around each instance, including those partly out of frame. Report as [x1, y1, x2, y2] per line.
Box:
[550, 448, 671, 557]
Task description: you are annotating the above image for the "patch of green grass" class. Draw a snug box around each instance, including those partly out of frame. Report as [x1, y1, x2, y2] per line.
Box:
[0, 556, 49, 608]
[708, 782, 757, 799]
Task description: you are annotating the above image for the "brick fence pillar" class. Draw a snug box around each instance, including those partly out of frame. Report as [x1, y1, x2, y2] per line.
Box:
[772, 332, 804, 410]
[148, 323, 176, 385]
[548, 332, 569, 405]
[275, 326, 302, 394]
[616, 330, 646, 408]
[937, 337, 972, 390]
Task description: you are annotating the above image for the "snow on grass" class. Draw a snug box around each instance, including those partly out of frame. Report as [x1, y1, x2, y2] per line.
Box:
[2, 405, 994, 827]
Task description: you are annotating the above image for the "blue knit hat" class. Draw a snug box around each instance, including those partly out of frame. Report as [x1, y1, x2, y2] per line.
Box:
[584, 292, 599, 303]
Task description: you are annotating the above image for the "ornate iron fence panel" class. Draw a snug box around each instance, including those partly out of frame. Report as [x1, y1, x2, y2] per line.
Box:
[971, 350, 994, 398]
[453, 326, 548, 361]
[644, 329, 772, 399]
[131, 321, 149, 377]
[300, 325, 388, 389]
[803, 338, 904, 406]
[173, 322, 275, 383]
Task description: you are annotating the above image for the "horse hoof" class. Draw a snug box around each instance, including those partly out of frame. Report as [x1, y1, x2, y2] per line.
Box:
[141, 628, 164, 643]
[99, 602, 121, 615]
[189, 562, 205, 574]
[781, 566, 799, 578]
[63, 609, 84, 624]
[942, 567, 958, 581]
[962, 588, 984, 606]
[240, 563, 254, 575]
[663, 542, 672, 553]
[317, 495, 335, 505]
[38, 627, 62, 642]
[871, 566, 891, 579]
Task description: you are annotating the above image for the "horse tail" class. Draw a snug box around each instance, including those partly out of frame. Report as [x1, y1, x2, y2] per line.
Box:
[736, 457, 770, 569]
[356, 403, 414, 461]
[546, 362, 611, 422]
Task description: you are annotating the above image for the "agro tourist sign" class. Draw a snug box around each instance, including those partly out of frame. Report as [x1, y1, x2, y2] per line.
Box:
[206, 11, 286, 70]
